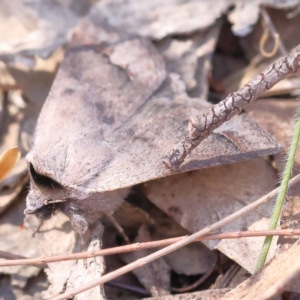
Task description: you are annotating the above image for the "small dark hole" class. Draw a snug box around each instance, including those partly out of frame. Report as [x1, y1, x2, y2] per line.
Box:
[29, 163, 63, 190]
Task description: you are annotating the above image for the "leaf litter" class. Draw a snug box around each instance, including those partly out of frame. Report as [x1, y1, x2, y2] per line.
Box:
[1, 1, 300, 299]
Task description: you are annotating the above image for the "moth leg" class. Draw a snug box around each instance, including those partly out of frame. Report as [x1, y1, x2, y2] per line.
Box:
[79, 234, 89, 269]
[104, 213, 130, 244]
[67, 212, 91, 268]
[32, 220, 44, 237]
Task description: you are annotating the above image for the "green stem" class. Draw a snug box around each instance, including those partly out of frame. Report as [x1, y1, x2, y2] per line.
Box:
[255, 108, 300, 272]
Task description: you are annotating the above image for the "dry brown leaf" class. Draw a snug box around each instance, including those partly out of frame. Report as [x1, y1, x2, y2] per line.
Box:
[122, 224, 171, 297]
[28, 214, 107, 299]
[276, 196, 300, 294]
[0, 146, 20, 181]
[240, 7, 300, 61]
[26, 213, 78, 299]
[91, 0, 299, 40]
[246, 99, 300, 293]
[223, 59, 300, 98]
[225, 8, 300, 98]
[145, 158, 278, 274]
[228, 0, 300, 37]
[140, 199, 216, 276]
[246, 99, 299, 173]
[66, 222, 106, 300]
[0, 198, 41, 288]
[0, 271, 49, 300]
[156, 24, 220, 99]
[0, 0, 90, 66]
[144, 289, 230, 300]
[220, 239, 300, 300]
[7, 47, 64, 108]
[113, 198, 215, 277]
[92, 0, 231, 40]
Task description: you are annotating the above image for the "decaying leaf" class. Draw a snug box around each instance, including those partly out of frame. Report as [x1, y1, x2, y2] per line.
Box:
[144, 289, 230, 300]
[26, 213, 78, 299]
[246, 99, 300, 173]
[0, 198, 41, 288]
[0, 0, 91, 66]
[0, 146, 20, 181]
[90, 0, 231, 40]
[66, 222, 106, 300]
[156, 24, 220, 99]
[228, 0, 300, 36]
[220, 239, 300, 300]
[122, 224, 171, 297]
[246, 99, 300, 293]
[0, 271, 49, 300]
[145, 158, 278, 274]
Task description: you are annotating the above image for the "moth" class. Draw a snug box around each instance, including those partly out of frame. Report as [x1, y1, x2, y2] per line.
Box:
[24, 37, 280, 237]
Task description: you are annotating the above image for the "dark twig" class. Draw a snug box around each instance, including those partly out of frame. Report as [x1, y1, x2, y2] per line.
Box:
[166, 45, 300, 169]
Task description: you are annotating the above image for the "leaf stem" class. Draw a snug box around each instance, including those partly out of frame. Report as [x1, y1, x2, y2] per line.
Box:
[255, 108, 300, 272]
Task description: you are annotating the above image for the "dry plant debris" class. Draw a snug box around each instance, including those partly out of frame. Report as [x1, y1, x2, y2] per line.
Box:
[2, 1, 300, 299]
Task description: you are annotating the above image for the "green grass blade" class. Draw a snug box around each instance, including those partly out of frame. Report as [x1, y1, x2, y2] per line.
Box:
[255, 108, 300, 272]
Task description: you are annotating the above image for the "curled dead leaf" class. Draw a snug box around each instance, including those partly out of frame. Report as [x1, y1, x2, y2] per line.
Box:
[0, 146, 20, 181]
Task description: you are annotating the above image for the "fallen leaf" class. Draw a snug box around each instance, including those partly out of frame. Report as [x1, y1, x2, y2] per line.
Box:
[220, 239, 300, 300]
[0, 197, 41, 288]
[26, 213, 78, 299]
[228, 0, 300, 37]
[145, 158, 278, 274]
[0, 146, 20, 181]
[156, 24, 220, 99]
[144, 288, 230, 300]
[122, 224, 171, 297]
[246, 99, 299, 173]
[92, 0, 231, 40]
[0, 0, 91, 67]
[66, 222, 106, 300]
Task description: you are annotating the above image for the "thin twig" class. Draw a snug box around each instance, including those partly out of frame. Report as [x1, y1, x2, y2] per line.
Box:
[0, 84, 24, 91]
[2, 227, 300, 267]
[107, 280, 150, 296]
[50, 174, 300, 300]
[166, 45, 300, 169]
[0, 251, 45, 268]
